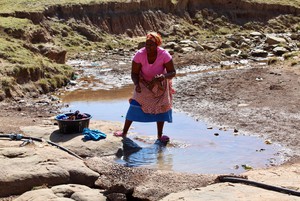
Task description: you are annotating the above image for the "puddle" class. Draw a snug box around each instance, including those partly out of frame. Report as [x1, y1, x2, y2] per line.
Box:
[60, 86, 286, 174]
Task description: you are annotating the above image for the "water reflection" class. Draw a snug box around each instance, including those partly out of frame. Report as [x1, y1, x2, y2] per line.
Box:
[116, 137, 174, 171]
[122, 145, 170, 168]
[62, 85, 133, 102]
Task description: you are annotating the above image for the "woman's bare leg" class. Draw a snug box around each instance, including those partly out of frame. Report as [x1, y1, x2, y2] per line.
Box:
[122, 119, 133, 138]
[157, 121, 165, 139]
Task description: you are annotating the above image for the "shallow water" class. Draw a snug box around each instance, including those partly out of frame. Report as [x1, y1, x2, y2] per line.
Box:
[60, 86, 286, 174]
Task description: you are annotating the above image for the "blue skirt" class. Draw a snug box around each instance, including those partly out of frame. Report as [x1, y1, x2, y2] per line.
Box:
[126, 100, 172, 123]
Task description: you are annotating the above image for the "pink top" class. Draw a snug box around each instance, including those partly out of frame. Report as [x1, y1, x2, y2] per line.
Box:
[133, 47, 172, 81]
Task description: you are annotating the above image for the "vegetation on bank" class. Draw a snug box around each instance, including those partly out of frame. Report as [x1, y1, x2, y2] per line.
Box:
[0, 0, 118, 13]
[0, 16, 73, 100]
[247, 0, 300, 7]
[1, 0, 300, 13]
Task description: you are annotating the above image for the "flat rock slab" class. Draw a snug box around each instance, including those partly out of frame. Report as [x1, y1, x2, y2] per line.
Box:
[0, 144, 99, 197]
[20, 119, 123, 158]
[14, 184, 106, 201]
[161, 162, 300, 201]
[0, 119, 124, 197]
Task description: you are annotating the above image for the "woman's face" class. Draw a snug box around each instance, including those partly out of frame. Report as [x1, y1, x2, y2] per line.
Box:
[145, 39, 157, 54]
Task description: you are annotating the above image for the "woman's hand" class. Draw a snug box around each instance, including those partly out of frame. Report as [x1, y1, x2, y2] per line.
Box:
[154, 74, 165, 82]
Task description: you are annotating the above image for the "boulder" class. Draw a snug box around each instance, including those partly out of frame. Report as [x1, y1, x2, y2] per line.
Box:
[20, 120, 123, 158]
[273, 46, 289, 56]
[14, 184, 106, 201]
[251, 49, 268, 57]
[0, 145, 99, 197]
[265, 35, 287, 45]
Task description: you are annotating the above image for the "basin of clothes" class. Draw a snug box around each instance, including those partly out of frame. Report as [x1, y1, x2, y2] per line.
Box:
[55, 111, 92, 134]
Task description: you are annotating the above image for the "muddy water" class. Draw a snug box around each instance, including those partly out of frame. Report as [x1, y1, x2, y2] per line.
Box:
[60, 85, 286, 174]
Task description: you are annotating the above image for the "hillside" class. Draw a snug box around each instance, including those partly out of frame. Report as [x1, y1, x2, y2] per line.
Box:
[0, 0, 300, 100]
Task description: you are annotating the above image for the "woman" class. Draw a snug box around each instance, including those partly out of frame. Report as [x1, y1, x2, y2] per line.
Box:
[114, 32, 176, 142]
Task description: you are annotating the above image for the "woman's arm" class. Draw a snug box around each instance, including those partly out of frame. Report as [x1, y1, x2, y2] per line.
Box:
[163, 59, 176, 79]
[154, 59, 176, 82]
[131, 60, 142, 93]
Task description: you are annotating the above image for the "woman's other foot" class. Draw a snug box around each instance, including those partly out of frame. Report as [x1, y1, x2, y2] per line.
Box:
[155, 135, 170, 146]
[113, 131, 126, 138]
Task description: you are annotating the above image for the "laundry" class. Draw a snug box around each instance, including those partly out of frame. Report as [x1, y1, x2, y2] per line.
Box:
[71, 110, 88, 120]
[122, 137, 142, 155]
[56, 110, 88, 120]
[82, 128, 107, 141]
[56, 114, 68, 120]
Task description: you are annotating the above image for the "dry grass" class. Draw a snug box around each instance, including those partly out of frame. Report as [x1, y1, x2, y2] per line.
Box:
[0, 0, 125, 13]
[247, 0, 300, 7]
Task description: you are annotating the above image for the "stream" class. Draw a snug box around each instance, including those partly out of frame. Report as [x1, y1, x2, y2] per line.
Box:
[60, 58, 286, 174]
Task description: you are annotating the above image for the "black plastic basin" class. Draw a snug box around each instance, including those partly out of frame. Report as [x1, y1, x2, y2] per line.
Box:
[55, 113, 92, 134]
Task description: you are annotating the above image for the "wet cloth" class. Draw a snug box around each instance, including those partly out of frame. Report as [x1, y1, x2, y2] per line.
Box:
[56, 114, 68, 120]
[132, 78, 174, 114]
[126, 99, 172, 123]
[122, 137, 142, 155]
[82, 128, 106, 141]
[55, 112, 88, 120]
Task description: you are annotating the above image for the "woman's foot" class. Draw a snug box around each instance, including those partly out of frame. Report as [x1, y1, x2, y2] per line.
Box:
[160, 135, 170, 143]
[155, 135, 170, 146]
[113, 131, 126, 138]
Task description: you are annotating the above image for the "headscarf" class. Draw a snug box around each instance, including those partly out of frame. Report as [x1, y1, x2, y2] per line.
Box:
[146, 32, 162, 46]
